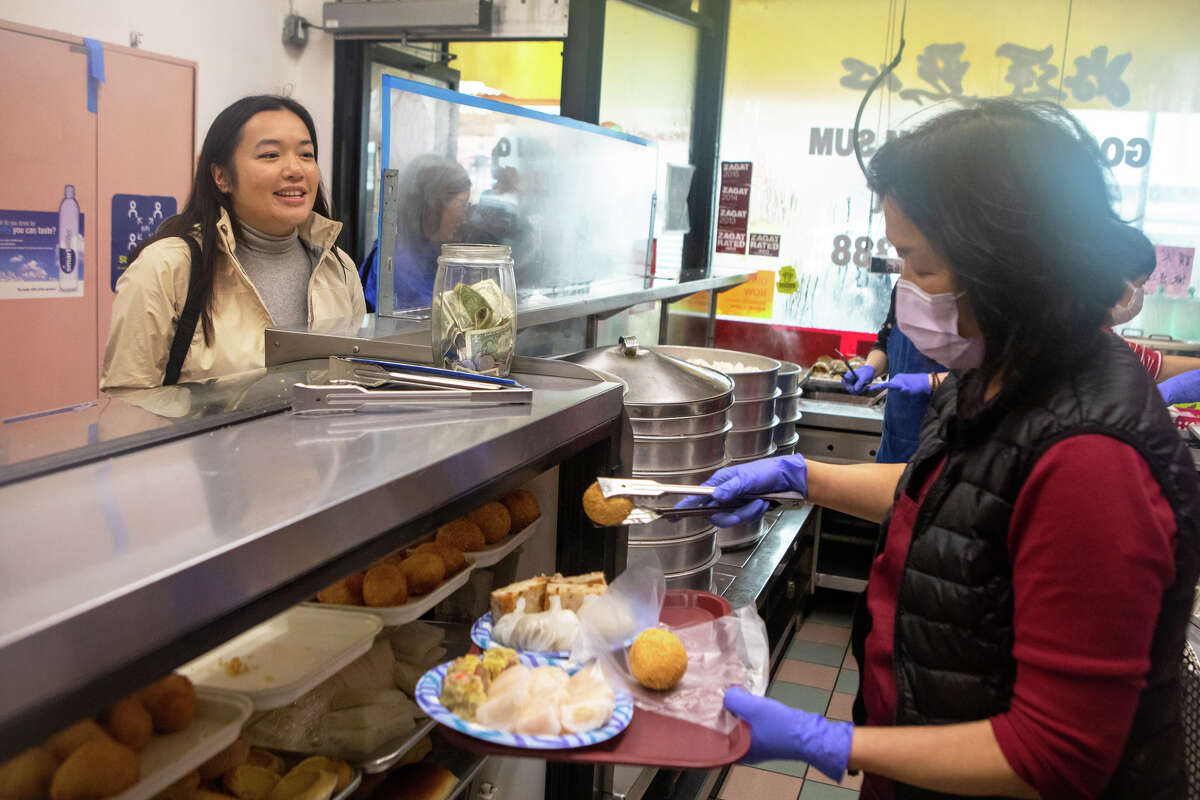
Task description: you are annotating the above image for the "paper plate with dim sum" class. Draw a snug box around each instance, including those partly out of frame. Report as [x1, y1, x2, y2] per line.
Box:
[473, 571, 611, 659]
[415, 649, 633, 749]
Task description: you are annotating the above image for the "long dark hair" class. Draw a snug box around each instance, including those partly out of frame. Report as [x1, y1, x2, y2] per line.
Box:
[134, 95, 332, 344]
[867, 98, 1138, 406]
[397, 154, 471, 247]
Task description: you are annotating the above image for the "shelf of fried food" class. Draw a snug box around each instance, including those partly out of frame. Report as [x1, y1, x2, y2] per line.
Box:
[439, 488, 543, 569]
[470, 572, 608, 657]
[241, 621, 472, 775]
[417, 645, 629, 748]
[0, 672, 251, 800]
[307, 488, 543, 625]
[154, 740, 360, 800]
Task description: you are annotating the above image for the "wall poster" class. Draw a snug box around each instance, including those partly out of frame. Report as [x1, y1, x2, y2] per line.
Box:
[0, 186, 85, 300]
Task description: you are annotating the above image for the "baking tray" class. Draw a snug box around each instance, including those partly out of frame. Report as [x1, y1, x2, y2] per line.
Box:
[111, 690, 253, 800]
[464, 517, 541, 568]
[303, 562, 475, 626]
[180, 607, 381, 710]
[442, 589, 749, 768]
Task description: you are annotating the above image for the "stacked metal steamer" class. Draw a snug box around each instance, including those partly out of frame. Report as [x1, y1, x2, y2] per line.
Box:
[566, 337, 734, 591]
[655, 346, 782, 550]
[773, 361, 803, 455]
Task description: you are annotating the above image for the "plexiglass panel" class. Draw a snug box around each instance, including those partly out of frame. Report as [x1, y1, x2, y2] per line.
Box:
[379, 76, 658, 314]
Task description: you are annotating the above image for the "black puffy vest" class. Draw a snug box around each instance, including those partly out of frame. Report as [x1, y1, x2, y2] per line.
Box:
[850, 333, 1200, 800]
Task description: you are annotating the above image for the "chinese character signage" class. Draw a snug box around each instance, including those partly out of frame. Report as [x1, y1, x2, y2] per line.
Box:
[713, 0, 1199, 337]
[1147, 246, 1195, 298]
[716, 161, 752, 254]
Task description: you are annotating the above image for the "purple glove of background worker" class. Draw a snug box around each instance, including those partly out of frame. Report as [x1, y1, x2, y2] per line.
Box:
[877, 372, 932, 396]
[1159, 368, 1200, 406]
[674, 455, 808, 527]
[724, 687, 854, 781]
[841, 364, 876, 394]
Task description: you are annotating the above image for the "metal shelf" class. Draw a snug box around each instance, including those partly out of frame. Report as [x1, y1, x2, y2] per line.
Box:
[0, 358, 625, 758]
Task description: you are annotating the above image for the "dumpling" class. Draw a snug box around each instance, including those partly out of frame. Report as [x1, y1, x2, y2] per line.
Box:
[474, 667, 531, 732]
[491, 597, 526, 647]
[515, 696, 562, 736]
[510, 596, 579, 652]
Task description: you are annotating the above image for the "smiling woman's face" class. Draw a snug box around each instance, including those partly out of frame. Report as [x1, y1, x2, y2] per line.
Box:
[885, 195, 981, 339]
[211, 109, 319, 236]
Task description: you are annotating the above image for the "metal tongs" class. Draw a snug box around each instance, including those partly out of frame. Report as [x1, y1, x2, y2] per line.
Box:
[328, 356, 525, 390]
[293, 357, 532, 415]
[293, 383, 532, 414]
[833, 348, 859, 383]
[596, 477, 806, 526]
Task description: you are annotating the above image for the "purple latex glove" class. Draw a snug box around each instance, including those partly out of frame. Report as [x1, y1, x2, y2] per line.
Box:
[674, 455, 807, 527]
[877, 372, 932, 396]
[841, 364, 877, 394]
[1159, 368, 1200, 406]
[724, 687, 854, 780]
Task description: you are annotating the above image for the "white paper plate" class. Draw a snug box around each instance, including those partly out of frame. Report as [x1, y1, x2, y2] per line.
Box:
[304, 562, 475, 626]
[110, 690, 252, 800]
[415, 654, 633, 750]
[469, 611, 569, 660]
[180, 606, 381, 710]
[465, 517, 541, 568]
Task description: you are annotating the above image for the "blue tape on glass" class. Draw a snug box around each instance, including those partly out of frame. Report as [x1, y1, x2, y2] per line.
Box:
[84, 38, 105, 113]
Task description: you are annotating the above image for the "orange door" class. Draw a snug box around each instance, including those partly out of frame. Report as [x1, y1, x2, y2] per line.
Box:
[0, 26, 98, 419]
[96, 47, 195, 374]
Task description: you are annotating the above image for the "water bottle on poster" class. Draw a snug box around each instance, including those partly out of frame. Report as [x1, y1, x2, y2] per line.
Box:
[57, 185, 81, 291]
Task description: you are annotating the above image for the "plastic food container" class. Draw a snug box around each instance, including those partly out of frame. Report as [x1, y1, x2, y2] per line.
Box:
[180, 606, 381, 710]
[111, 691, 252, 800]
[464, 517, 541, 568]
[305, 563, 475, 627]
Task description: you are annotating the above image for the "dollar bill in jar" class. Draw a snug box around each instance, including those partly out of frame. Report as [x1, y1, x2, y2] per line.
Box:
[432, 244, 517, 377]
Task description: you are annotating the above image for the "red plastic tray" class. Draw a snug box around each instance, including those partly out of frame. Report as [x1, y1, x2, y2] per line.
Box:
[444, 589, 750, 768]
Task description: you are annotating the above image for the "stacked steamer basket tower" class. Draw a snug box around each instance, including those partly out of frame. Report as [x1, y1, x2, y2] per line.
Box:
[569, 338, 799, 588]
[656, 346, 785, 550]
[772, 360, 803, 457]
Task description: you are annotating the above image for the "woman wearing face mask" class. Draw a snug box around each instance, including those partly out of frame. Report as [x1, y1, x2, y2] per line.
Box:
[881, 225, 1200, 408]
[841, 285, 945, 463]
[682, 100, 1200, 799]
[1104, 232, 1200, 404]
[101, 96, 365, 390]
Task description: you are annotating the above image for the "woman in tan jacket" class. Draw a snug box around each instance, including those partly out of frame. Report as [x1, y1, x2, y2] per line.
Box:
[102, 95, 366, 390]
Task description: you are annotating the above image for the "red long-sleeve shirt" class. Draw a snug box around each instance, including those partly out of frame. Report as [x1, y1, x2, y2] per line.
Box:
[860, 435, 1178, 800]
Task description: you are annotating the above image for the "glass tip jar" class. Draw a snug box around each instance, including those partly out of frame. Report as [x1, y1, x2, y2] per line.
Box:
[431, 244, 518, 377]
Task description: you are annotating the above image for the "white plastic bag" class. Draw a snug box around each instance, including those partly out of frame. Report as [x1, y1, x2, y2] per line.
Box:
[572, 565, 769, 734]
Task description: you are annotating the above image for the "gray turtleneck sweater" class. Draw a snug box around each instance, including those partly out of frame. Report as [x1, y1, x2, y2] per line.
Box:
[236, 223, 314, 327]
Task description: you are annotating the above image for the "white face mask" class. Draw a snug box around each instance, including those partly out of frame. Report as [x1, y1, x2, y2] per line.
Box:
[895, 279, 985, 369]
[1109, 282, 1145, 326]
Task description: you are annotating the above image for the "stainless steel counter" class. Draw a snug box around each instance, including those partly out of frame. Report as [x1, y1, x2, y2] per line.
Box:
[718, 506, 815, 610]
[795, 397, 884, 435]
[0, 359, 624, 754]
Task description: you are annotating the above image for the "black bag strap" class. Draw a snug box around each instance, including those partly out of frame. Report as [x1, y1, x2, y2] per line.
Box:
[163, 236, 204, 386]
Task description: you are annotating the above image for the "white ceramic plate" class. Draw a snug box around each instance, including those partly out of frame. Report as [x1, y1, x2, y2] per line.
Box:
[180, 606, 381, 709]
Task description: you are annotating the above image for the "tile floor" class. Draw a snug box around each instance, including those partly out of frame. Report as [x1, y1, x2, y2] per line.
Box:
[718, 590, 862, 800]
